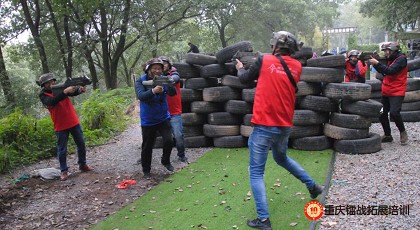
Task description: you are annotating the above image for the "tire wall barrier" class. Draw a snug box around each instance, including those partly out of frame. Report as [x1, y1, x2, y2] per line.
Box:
[156, 41, 418, 153]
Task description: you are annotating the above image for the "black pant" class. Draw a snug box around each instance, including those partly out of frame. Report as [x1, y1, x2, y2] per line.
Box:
[141, 119, 173, 173]
[379, 96, 405, 136]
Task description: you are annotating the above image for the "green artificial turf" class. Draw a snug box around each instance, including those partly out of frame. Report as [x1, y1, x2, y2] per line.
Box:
[91, 148, 332, 230]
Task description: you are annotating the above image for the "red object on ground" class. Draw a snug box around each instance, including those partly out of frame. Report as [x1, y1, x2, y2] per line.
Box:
[116, 179, 137, 189]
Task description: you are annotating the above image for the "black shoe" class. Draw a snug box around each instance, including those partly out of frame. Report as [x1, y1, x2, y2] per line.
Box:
[163, 164, 174, 172]
[143, 172, 151, 180]
[247, 218, 272, 230]
[381, 135, 393, 143]
[179, 156, 188, 163]
[309, 184, 323, 199]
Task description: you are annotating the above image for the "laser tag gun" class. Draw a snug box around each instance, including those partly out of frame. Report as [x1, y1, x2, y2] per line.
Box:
[232, 51, 261, 69]
[142, 75, 175, 88]
[51, 75, 92, 96]
[357, 50, 379, 62]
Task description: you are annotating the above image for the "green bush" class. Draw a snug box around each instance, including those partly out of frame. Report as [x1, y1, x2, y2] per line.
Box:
[80, 88, 135, 145]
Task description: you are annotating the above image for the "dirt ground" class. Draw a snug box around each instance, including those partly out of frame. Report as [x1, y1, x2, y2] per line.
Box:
[0, 113, 211, 229]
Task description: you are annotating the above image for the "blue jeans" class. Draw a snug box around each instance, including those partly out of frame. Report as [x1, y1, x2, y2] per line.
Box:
[55, 124, 87, 172]
[248, 125, 316, 219]
[170, 114, 185, 157]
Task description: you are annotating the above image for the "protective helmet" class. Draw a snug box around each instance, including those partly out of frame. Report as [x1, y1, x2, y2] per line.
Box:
[144, 57, 164, 72]
[37, 73, 56, 87]
[381, 42, 400, 51]
[347, 50, 360, 58]
[158, 56, 173, 67]
[269, 31, 300, 54]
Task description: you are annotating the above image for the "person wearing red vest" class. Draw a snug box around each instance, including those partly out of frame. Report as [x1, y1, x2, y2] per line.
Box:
[159, 56, 187, 163]
[369, 42, 408, 145]
[345, 50, 367, 83]
[38, 73, 93, 181]
[235, 31, 323, 230]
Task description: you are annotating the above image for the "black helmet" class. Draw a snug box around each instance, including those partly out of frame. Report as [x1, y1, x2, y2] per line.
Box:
[269, 31, 300, 54]
[381, 42, 400, 51]
[37, 73, 56, 87]
[347, 50, 360, 58]
[158, 56, 173, 67]
[144, 58, 164, 72]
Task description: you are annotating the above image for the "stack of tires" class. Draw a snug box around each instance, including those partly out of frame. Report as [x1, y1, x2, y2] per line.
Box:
[154, 40, 417, 154]
[291, 54, 345, 151]
[322, 82, 383, 154]
[401, 78, 420, 122]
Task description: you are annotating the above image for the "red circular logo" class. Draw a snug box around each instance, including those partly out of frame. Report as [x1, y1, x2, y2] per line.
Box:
[304, 200, 324, 220]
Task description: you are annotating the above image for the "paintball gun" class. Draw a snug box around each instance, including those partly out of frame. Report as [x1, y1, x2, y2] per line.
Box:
[142, 75, 175, 88]
[357, 50, 379, 62]
[51, 75, 92, 96]
[232, 51, 261, 69]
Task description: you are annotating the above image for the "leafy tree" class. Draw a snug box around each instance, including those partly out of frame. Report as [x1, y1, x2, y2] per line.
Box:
[360, 0, 420, 32]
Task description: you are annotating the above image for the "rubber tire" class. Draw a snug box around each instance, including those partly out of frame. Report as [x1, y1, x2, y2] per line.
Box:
[341, 99, 383, 118]
[173, 63, 200, 79]
[180, 88, 203, 102]
[296, 81, 322, 97]
[298, 95, 339, 112]
[200, 64, 229, 78]
[213, 135, 247, 148]
[324, 123, 369, 140]
[182, 113, 207, 126]
[243, 114, 252, 126]
[242, 88, 255, 103]
[203, 86, 241, 102]
[184, 136, 213, 148]
[307, 55, 346, 68]
[334, 133, 381, 154]
[221, 75, 255, 89]
[300, 67, 344, 83]
[290, 125, 323, 139]
[293, 110, 329, 126]
[330, 112, 371, 129]
[323, 82, 372, 101]
[191, 101, 223, 114]
[185, 53, 217, 66]
[207, 112, 243, 125]
[184, 125, 203, 137]
[291, 135, 332, 151]
[224, 100, 253, 115]
[203, 124, 240, 137]
[216, 41, 253, 64]
[240, 125, 253, 137]
[184, 77, 219, 90]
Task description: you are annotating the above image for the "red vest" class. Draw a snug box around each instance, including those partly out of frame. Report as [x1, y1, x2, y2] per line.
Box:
[44, 92, 80, 131]
[251, 55, 301, 127]
[382, 56, 408, 96]
[167, 81, 182, 115]
[345, 60, 366, 82]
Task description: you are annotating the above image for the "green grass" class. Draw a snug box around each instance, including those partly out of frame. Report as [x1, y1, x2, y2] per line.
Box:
[91, 148, 332, 230]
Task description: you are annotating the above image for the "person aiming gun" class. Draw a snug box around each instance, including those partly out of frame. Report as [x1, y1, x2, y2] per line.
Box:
[37, 73, 93, 181]
[50, 75, 92, 96]
[345, 50, 367, 83]
[135, 58, 177, 179]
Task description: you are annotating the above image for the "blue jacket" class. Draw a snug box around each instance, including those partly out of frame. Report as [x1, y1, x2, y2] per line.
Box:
[135, 74, 176, 126]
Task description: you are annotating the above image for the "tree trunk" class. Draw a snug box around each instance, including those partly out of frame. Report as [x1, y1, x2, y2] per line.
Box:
[0, 45, 16, 106]
[20, 0, 50, 73]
